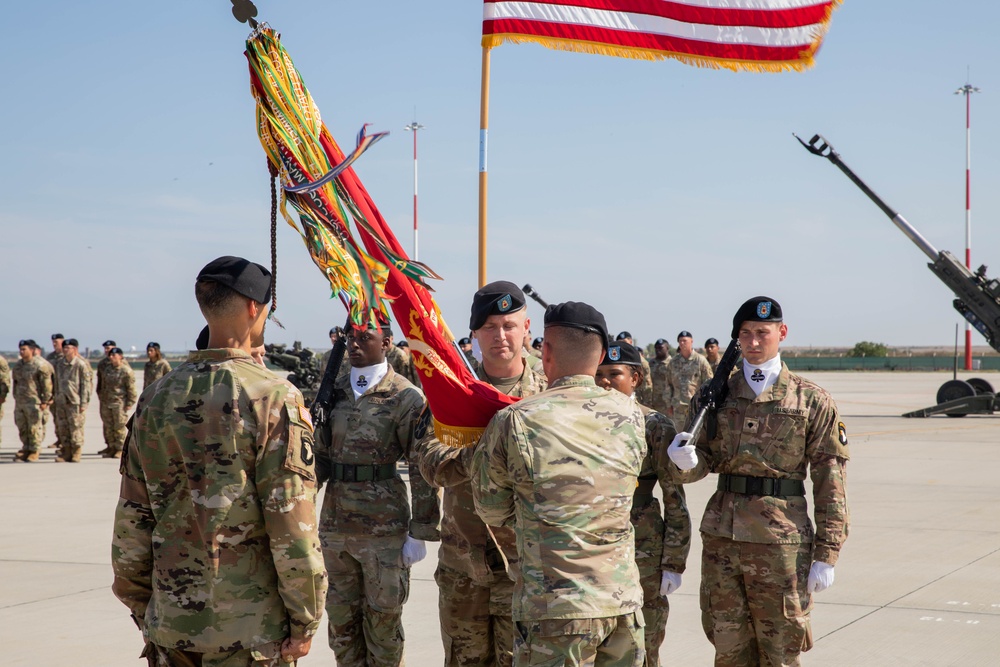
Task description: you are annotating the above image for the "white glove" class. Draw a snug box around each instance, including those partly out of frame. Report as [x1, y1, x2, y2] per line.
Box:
[667, 432, 698, 471]
[659, 571, 682, 596]
[807, 561, 835, 593]
[401, 536, 427, 567]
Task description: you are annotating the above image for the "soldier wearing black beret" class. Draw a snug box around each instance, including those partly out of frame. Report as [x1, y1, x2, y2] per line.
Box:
[613, 330, 653, 406]
[703, 337, 722, 373]
[667, 296, 850, 666]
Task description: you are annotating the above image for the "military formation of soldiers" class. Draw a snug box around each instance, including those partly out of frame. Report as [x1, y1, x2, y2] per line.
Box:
[107, 255, 849, 667]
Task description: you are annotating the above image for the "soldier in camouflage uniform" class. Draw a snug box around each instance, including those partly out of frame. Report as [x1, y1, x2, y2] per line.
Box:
[11, 340, 54, 462]
[97, 347, 138, 458]
[143, 342, 172, 389]
[392, 339, 423, 388]
[96, 338, 115, 394]
[473, 303, 646, 667]
[29, 341, 56, 443]
[664, 331, 713, 429]
[113, 256, 327, 666]
[315, 322, 440, 667]
[416, 282, 546, 667]
[596, 341, 691, 667]
[616, 331, 653, 407]
[0, 355, 9, 448]
[45, 334, 66, 449]
[649, 339, 671, 415]
[54, 339, 91, 462]
[668, 297, 850, 667]
[704, 338, 722, 374]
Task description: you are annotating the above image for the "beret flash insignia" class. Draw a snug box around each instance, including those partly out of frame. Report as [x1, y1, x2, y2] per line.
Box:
[498, 294, 512, 312]
[757, 301, 772, 318]
[608, 346, 621, 361]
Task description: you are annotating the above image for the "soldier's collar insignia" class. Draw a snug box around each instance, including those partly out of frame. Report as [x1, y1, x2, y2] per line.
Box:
[750, 369, 765, 382]
[756, 301, 772, 318]
[356, 375, 368, 387]
[608, 346, 621, 362]
[497, 294, 513, 312]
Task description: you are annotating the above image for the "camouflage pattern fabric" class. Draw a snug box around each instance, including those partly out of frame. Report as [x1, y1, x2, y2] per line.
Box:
[415, 360, 546, 667]
[12, 357, 53, 453]
[664, 352, 713, 414]
[144, 358, 172, 389]
[513, 613, 645, 667]
[634, 405, 691, 667]
[648, 358, 670, 415]
[143, 639, 286, 667]
[96, 355, 111, 396]
[0, 356, 9, 445]
[472, 375, 646, 623]
[674, 362, 849, 664]
[387, 344, 421, 389]
[36, 356, 55, 438]
[111, 348, 328, 653]
[636, 355, 653, 407]
[315, 366, 440, 666]
[99, 364, 138, 452]
[53, 357, 91, 459]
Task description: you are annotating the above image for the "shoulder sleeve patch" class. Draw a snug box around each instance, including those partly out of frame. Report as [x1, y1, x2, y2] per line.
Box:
[838, 421, 848, 446]
[282, 397, 317, 482]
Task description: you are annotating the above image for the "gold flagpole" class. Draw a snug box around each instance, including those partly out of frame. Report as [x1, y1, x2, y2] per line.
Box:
[478, 46, 491, 288]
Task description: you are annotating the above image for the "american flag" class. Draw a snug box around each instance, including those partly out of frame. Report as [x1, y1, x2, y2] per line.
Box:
[483, 0, 843, 72]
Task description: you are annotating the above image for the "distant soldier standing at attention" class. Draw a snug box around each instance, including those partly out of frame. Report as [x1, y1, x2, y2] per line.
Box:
[704, 338, 722, 374]
[416, 281, 546, 667]
[112, 255, 328, 665]
[596, 340, 691, 667]
[30, 341, 56, 444]
[55, 339, 92, 462]
[649, 338, 671, 415]
[473, 302, 646, 667]
[11, 340, 53, 463]
[97, 347, 137, 459]
[664, 330, 713, 428]
[616, 331, 653, 407]
[45, 334, 66, 449]
[0, 354, 10, 449]
[668, 297, 850, 667]
[143, 342, 172, 389]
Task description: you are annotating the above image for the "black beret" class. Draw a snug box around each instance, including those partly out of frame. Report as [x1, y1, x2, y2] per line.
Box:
[654, 338, 668, 346]
[195, 325, 210, 351]
[109, 347, 124, 355]
[24, 339, 38, 348]
[705, 337, 719, 346]
[469, 281, 526, 330]
[197, 255, 272, 304]
[677, 331, 693, 340]
[103, 339, 116, 347]
[51, 333, 64, 340]
[397, 341, 409, 348]
[601, 340, 642, 367]
[543, 301, 608, 342]
[458, 337, 471, 346]
[732, 296, 783, 338]
[531, 337, 543, 348]
[18, 339, 29, 347]
[64, 338, 79, 347]
[615, 331, 632, 341]
[147, 342, 160, 349]
[329, 326, 342, 336]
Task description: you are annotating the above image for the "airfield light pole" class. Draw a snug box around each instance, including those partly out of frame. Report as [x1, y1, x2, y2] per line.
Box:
[955, 81, 980, 371]
[403, 121, 425, 260]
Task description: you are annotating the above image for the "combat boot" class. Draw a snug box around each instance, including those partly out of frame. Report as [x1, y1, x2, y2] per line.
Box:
[96, 446, 111, 456]
[102, 448, 122, 459]
[22, 451, 40, 463]
[70, 446, 83, 463]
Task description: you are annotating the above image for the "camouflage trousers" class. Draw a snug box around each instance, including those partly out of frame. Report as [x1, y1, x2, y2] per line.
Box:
[513, 612, 645, 667]
[436, 562, 515, 667]
[323, 535, 409, 667]
[700, 534, 813, 667]
[631, 500, 669, 667]
[100, 400, 129, 450]
[143, 639, 287, 666]
[14, 403, 44, 452]
[54, 401, 86, 459]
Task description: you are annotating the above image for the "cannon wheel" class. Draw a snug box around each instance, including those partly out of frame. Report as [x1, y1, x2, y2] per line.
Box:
[936, 380, 976, 417]
[967, 377, 995, 395]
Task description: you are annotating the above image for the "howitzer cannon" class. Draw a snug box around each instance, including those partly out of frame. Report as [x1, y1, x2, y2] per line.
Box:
[265, 341, 322, 406]
[796, 133, 1000, 417]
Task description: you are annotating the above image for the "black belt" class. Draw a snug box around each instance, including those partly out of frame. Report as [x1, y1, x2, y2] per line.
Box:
[330, 462, 397, 482]
[718, 474, 804, 497]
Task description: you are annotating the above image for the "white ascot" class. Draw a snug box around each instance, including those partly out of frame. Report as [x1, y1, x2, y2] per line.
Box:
[350, 361, 388, 400]
[743, 354, 782, 396]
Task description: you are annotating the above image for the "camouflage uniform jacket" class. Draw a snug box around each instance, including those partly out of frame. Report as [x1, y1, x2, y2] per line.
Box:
[12, 357, 53, 405]
[0, 356, 10, 403]
[45, 350, 64, 384]
[56, 357, 92, 406]
[416, 360, 547, 582]
[649, 357, 670, 414]
[665, 351, 713, 411]
[638, 404, 691, 574]
[315, 366, 440, 541]
[111, 348, 328, 651]
[144, 358, 172, 388]
[472, 375, 646, 621]
[96, 356, 112, 396]
[99, 363, 138, 407]
[676, 362, 850, 565]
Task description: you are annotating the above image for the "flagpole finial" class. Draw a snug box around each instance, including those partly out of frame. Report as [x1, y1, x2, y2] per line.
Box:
[231, 0, 259, 29]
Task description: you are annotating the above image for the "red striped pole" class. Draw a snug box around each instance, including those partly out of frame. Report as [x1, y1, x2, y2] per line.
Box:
[955, 82, 980, 371]
[404, 121, 425, 261]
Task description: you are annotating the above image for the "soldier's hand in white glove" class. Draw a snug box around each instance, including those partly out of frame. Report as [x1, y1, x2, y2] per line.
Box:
[667, 432, 698, 471]
[807, 561, 835, 593]
[401, 535, 427, 567]
[659, 571, 682, 596]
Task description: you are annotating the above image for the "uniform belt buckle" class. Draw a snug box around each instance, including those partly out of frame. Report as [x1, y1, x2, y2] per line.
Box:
[343, 464, 357, 482]
[743, 477, 764, 496]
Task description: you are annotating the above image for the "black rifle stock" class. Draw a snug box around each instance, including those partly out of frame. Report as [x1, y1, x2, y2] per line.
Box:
[682, 338, 741, 446]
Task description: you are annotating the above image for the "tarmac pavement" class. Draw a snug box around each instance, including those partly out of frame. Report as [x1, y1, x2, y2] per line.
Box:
[1, 371, 998, 666]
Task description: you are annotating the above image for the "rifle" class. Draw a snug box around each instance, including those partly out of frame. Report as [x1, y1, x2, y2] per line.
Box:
[681, 338, 742, 446]
[522, 284, 549, 308]
[310, 318, 350, 429]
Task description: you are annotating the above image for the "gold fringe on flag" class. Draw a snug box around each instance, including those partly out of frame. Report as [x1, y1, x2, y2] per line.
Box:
[433, 418, 486, 449]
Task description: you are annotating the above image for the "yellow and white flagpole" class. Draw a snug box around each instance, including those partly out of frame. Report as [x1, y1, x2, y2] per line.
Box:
[478, 46, 492, 288]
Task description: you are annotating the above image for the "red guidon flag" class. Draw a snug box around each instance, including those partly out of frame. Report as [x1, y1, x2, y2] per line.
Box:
[482, 0, 843, 72]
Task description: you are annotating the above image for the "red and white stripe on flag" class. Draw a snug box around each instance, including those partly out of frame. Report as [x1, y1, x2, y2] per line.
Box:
[482, 0, 843, 72]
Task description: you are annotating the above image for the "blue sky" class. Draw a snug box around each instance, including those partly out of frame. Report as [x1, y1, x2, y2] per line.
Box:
[2, 1, 999, 353]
